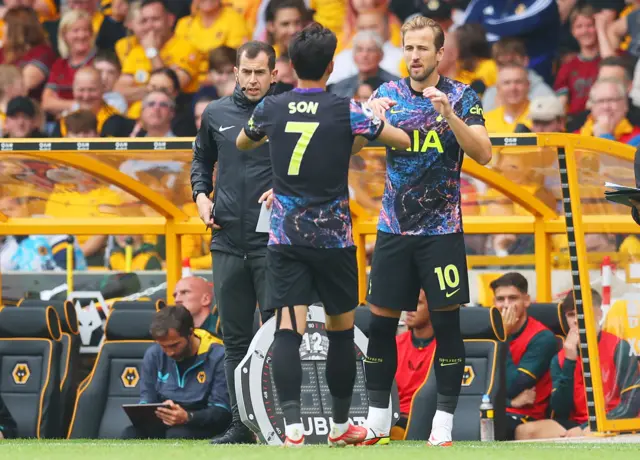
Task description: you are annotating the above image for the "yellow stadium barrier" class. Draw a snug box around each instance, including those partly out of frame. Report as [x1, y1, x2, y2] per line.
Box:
[1, 133, 639, 435]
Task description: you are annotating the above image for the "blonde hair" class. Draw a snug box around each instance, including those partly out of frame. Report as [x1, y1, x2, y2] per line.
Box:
[58, 9, 95, 59]
[401, 15, 445, 49]
[0, 65, 22, 99]
[126, 1, 142, 29]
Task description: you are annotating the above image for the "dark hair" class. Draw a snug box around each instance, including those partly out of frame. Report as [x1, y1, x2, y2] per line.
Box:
[65, 110, 97, 134]
[209, 46, 237, 72]
[493, 37, 527, 60]
[95, 50, 121, 72]
[140, 0, 169, 11]
[150, 67, 180, 93]
[236, 41, 276, 71]
[490, 272, 528, 294]
[288, 23, 337, 81]
[561, 289, 602, 316]
[599, 56, 633, 81]
[265, 0, 308, 22]
[456, 23, 491, 72]
[150, 305, 193, 339]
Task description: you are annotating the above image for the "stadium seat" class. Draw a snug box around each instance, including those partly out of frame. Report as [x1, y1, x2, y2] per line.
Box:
[0, 306, 62, 438]
[404, 306, 507, 441]
[17, 299, 81, 432]
[67, 309, 156, 439]
[110, 300, 166, 311]
[528, 302, 568, 349]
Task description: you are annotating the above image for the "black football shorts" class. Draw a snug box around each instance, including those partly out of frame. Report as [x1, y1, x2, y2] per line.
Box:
[266, 245, 358, 316]
[367, 231, 469, 311]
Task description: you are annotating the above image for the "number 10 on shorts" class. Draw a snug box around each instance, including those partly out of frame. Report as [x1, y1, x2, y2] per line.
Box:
[434, 264, 460, 297]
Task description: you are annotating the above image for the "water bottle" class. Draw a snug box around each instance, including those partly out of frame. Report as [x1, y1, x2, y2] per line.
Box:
[479, 394, 494, 442]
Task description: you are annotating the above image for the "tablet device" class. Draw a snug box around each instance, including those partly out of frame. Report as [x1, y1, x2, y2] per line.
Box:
[122, 403, 170, 434]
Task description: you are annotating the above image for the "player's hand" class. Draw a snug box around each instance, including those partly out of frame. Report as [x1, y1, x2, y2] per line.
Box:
[259, 188, 274, 210]
[511, 388, 536, 408]
[156, 400, 188, 426]
[422, 87, 453, 119]
[501, 305, 519, 336]
[0, 431, 4, 440]
[564, 327, 580, 361]
[196, 193, 221, 230]
[367, 97, 396, 120]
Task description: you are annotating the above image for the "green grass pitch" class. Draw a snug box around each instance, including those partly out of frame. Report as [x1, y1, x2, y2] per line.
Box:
[1, 440, 640, 460]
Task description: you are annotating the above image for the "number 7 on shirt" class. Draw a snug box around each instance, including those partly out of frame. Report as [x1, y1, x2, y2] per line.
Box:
[285, 121, 319, 175]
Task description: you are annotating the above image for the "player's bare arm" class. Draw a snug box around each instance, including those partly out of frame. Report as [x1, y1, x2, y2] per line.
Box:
[236, 130, 268, 150]
[423, 87, 492, 165]
[359, 100, 411, 151]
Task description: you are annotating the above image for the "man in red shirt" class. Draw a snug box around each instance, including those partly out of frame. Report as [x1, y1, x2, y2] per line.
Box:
[554, 5, 600, 115]
[490, 272, 558, 440]
[393, 290, 435, 440]
[515, 290, 640, 439]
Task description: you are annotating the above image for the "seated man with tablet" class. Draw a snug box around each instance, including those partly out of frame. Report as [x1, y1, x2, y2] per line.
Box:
[121, 306, 231, 439]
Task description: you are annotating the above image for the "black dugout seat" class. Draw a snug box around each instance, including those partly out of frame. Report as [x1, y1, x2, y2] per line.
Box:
[354, 305, 372, 337]
[528, 302, 568, 349]
[405, 306, 507, 441]
[110, 300, 166, 311]
[0, 306, 62, 438]
[18, 299, 81, 431]
[67, 309, 156, 439]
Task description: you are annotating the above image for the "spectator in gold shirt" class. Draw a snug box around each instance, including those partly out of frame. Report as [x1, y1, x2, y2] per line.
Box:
[484, 64, 532, 133]
[175, 0, 249, 60]
[114, 0, 202, 105]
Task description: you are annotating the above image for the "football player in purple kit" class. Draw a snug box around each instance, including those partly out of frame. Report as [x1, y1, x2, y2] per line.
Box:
[236, 24, 410, 447]
[361, 15, 492, 446]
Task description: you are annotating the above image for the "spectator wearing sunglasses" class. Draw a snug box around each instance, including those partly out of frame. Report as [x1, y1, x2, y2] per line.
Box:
[102, 88, 175, 137]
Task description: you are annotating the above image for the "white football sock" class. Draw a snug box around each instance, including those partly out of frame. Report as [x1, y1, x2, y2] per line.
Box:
[430, 410, 453, 441]
[285, 423, 304, 440]
[330, 420, 350, 437]
[366, 406, 391, 433]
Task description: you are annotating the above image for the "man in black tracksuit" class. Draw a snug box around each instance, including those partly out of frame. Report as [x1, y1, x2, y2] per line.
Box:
[191, 41, 285, 444]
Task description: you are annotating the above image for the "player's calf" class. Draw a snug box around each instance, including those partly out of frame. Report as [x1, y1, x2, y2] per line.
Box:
[272, 306, 308, 445]
[326, 328, 357, 437]
[363, 308, 400, 441]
